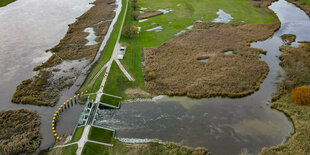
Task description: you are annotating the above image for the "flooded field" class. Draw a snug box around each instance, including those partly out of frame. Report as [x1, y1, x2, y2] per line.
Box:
[94, 0, 310, 154]
[0, 0, 95, 150]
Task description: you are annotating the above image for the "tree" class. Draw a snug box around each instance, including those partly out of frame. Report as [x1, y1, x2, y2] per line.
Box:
[291, 86, 310, 105]
[122, 25, 139, 38]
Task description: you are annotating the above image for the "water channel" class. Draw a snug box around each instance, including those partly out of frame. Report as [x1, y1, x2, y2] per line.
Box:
[1, 0, 310, 154]
[94, 0, 310, 154]
[0, 0, 96, 150]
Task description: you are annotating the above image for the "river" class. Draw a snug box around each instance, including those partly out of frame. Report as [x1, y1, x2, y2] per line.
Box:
[94, 0, 310, 154]
[0, 0, 96, 150]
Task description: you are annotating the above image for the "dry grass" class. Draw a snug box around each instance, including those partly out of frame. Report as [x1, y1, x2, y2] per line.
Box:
[137, 11, 163, 19]
[281, 34, 296, 45]
[260, 42, 310, 154]
[143, 22, 280, 98]
[250, 0, 278, 13]
[0, 109, 41, 154]
[12, 0, 116, 106]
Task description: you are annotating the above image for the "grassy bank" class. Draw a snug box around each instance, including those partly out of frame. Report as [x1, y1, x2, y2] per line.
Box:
[79, 0, 127, 92]
[82, 139, 210, 155]
[61, 144, 78, 155]
[70, 126, 85, 143]
[100, 95, 121, 107]
[88, 126, 114, 144]
[260, 42, 310, 154]
[0, 0, 16, 7]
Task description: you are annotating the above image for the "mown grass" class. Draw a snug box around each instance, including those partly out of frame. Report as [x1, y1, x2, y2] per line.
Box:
[70, 126, 85, 143]
[100, 95, 121, 107]
[61, 144, 78, 155]
[81, 142, 110, 155]
[102, 62, 134, 98]
[0, 0, 16, 7]
[88, 126, 114, 144]
[79, 0, 127, 92]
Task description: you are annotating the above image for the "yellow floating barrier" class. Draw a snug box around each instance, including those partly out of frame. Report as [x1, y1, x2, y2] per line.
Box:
[85, 90, 88, 93]
[52, 124, 55, 127]
[53, 117, 55, 120]
[81, 92, 84, 95]
[56, 136, 59, 140]
[53, 130, 56, 133]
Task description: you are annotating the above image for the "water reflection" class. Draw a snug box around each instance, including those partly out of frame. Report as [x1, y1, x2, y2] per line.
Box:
[95, 0, 310, 154]
[0, 0, 95, 150]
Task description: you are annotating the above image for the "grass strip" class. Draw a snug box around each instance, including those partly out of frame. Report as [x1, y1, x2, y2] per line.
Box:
[88, 126, 114, 144]
[70, 126, 85, 143]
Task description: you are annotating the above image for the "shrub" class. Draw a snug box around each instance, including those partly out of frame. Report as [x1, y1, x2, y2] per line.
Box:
[291, 86, 310, 105]
[122, 25, 139, 38]
[130, 11, 139, 21]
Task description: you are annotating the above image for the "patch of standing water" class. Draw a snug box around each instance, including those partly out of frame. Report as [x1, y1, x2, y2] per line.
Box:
[83, 27, 97, 46]
[212, 9, 233, 23]
[157, 8, 174, 14]
[146, 26, 163, 32]
[175, 30, 186, 36]
[187, 25, 194, 30]
[224, 51, 234, 55]
[199, 58, 209, 62]
[94, 0, 310, 154]
[138, 19, 149, 23]
[140, 7, 147, 10]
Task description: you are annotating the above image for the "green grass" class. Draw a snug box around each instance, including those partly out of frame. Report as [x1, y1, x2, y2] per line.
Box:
[83, 0, 279, 99]
[299, 0, 310, 6]
[0, 0, 16, 7]
[100, 95, 121, 107]
[88, 126, 114, 144]
[61, 144, 78, 155]
[82, 142, 110, 155]
[103, 62, 134, 98]
[70, 126, 85, 143]
[79, 0, 127, 92]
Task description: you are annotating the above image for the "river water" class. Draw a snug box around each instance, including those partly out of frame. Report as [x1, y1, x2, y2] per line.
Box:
[94, 0, 310, 154]
[0, 0, 96, 150]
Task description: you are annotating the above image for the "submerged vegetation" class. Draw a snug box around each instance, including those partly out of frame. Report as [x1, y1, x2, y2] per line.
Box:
[12, 0, 117, 106]
[261, 42, 310, 154]
[0, 109, 41, 154]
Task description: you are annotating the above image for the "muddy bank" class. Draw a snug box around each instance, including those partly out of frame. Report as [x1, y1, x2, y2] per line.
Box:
[137, 11, 163, 19]
[0, 109, 41, 154]
[143, 22, 280, 98]
[261, 42, 310, 154]
[12, 0, 117, 106]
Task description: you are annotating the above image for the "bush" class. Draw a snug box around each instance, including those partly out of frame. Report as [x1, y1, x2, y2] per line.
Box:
[122, 25, 139, 38]
[291, 86, 310, 105]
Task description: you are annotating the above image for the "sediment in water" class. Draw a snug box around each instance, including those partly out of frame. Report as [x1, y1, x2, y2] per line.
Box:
[12, 0, 117, 106]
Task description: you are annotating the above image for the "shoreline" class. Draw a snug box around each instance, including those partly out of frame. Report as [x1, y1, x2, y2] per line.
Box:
[11, 0, 117, 106]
